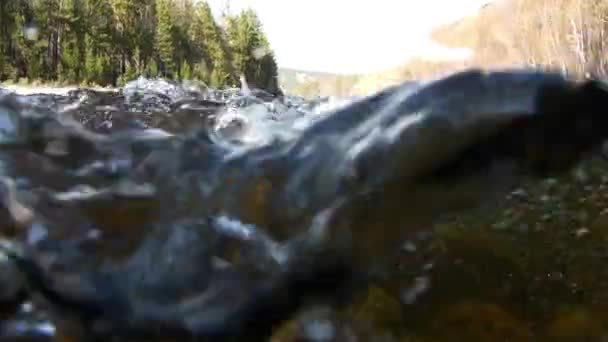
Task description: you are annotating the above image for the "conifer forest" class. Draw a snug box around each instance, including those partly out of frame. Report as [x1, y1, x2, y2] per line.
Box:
[0, 0, 280, 92]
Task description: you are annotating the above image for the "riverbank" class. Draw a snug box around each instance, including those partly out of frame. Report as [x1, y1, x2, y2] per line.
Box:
[0, 82, 116, 96]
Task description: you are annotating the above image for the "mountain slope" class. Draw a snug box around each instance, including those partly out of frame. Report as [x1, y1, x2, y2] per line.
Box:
[278, 68, 360, 97]
[430, 0, 608, 76]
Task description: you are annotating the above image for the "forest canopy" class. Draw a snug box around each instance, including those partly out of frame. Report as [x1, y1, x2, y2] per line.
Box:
[0, 0, 280, 93]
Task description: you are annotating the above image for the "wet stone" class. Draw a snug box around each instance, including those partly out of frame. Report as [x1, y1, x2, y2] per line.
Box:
[0, 246, 26, 318]
[1, 71, 608, 340]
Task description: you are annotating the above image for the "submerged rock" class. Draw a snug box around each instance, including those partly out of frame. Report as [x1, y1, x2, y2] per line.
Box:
[431, 301, 532, 342]
[0, 245, 26, 318]
[1, 69, 608, 340]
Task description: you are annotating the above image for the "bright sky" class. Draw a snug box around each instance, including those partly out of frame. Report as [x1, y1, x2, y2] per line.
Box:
[207, 0, 491, 74]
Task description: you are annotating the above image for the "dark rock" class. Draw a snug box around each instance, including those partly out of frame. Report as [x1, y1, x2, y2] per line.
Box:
[0, 246, 27, 319]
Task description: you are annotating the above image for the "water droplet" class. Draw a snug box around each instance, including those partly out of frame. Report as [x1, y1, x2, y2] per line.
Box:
[36, 322, 56, 336]
[401, 276, 431, 305]
[547, 272, 564, 281]
[511, 188, 527, 197]
[23, 25, 39, 41]
[545, 178, 558, 187]
[401, 241, 417, 253]
[573, 167, 588, 183]
[20, 302, 33, 313]
[575, 227, 589, 238]
[27, 223, 48, 246]
[302, 319, 335, 341]
[86, 229, 102, 240]
[0, 105, 19, 143]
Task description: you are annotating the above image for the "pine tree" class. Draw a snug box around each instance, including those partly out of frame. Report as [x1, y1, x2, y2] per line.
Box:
[189, 1, 235, 87]
[0, 0, 20, 79]
[34, 0, 62, 81]
[224, 8, 278, 92]
[193, 62, 208, 83]
[225, 13, 248, 77]
[58, 0, 87, 82]
[146, 58, 159, 78]
[0, 2, 11, 79]
[188, 2, 213, 75]
[0, 0, 277, 89]
[210, 65, 230, 88]
[110, 0, 133, 76]
[133, 0, 157, 75]
[257, 52, 281, 95]
[155, 0, 175, 77]
[180, 60, 191, 80]
[172, 0, 194, 76]
[84, 0, 114, 84]
[84, 43, 100, 84]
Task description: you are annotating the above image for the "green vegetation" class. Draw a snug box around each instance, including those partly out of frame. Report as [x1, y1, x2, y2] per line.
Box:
[0, 0, 279, 91]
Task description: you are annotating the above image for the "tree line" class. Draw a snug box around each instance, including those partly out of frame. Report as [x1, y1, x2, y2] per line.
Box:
[0, 0, 280, 93]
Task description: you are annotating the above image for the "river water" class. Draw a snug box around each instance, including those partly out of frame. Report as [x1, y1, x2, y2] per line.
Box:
[1, 70, 608, 341]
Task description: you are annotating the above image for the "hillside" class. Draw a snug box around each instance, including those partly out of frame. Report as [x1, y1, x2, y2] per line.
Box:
[284, 0, 608, 97]
[430, 0, 532, 67]
[278, 68, 361, 97]
[344, 0, 608, 96]
[430, 0, 608, 77]
[278, 68, 338, 90]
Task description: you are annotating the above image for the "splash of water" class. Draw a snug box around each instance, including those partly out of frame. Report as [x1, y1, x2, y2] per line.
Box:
[0, 69, 607, 340]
